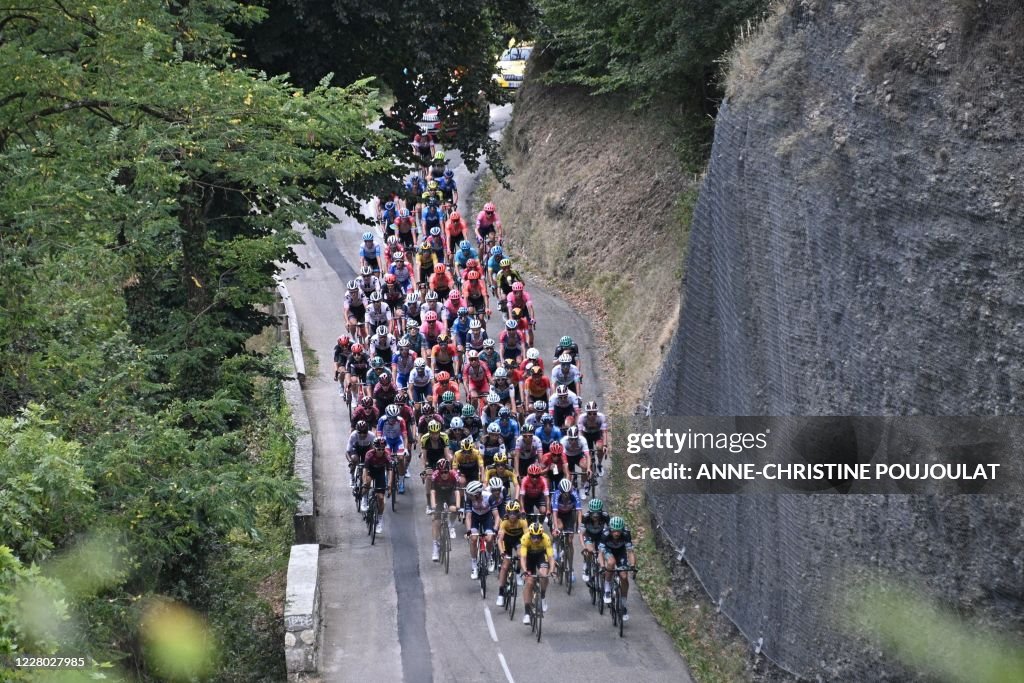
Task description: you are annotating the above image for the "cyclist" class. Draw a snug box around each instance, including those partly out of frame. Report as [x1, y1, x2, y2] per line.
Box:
[345, 343, 372, 398]
[422, 198, 445, 237]
[356, 265, 381, 300]
[554, 335, 581, 366]
[580, 401, 609, 475]
[550, 384, 581, 429]
[429, 262, 455, 302]
[333, 335, 354, 395]
[499, 318, 527, 361]
[425, 225, 446, 263]
[489, 366, 519, 417]
[494, 406, 521, 453]
[376, 405, 409, 492]
[524, 400, 549, 429]
[600, 517, 637, 620]
[436, 390, 464, 427]
[369, 324, 397, 366]
[452, 437, 484, 486]
[461, 268, 490, 319]
[505, 282, 535, 335]
[404, 173, 427, 226]
[419, 310, 446, 348]
[430, 459, 461, 562]
[481, 391, 503, 427]
[513, 423, 542, 478]
[444, 290, 466, 326]
[488, 477, 511, 520]
[375, 194, 400, 227]
[446, 416, 470, 448]
[344, 281, 368, 341]
[523, 347, 545, 375]
[479, 422, 507, 469]
[464, 480, 501, 580]
[475, 201, 503, 248]
[494, 258, 523, 315]
[403, 291, 423, 328]
[485, 245, 505, 292]
[395, 208, 417, 250]
[351, 395, 379, 430]
[540, 441, 570, 490]
[412, 133, 435, 175]
[519, 463, 549, 519]
[431, 371, 461, 405]
[394, 390, 417, 446]
[450, 307, 473, 350]
[444, 211, 468, 261]
[431, 332, 460, 377]
[416, 242, 438, 287]
[346, 420, 375, 488]
[524, 365, 551, 405]
[439, 168, 459, 208]
[485, 453, 519, 499]
[462, 403, 484, 440]
[371, 370, 398, 415]
[361, 437, 394, 535]
[393, 339, 417, 389]
[388, 256, 415, 293]
[464, 319, 489, 355]
[580, 498, 610, 585]
[428, 150, 447, 181]
[480, 338, 501, 374]
[561, 425, 592, 498]
[421, 420, 451, 515]
[495, 500, 527, 607]
[453, 240, 479, 273]
[408, 358, 434, 404]
[552, 353, 582, 395]
[360, 232, 382, 275]
[462, 350, 492, 408]
[520, 522, 553, 624]
[365, 292, 393, 337]
[550, 478, 582, 575]
[536, 414, 563, 453]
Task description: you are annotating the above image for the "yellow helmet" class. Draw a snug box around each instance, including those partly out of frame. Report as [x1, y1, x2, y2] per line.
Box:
[505, 500, 521, 514]
[427, 420, 441, 433]
[527, 522, 544, 536]
[492, 453, 508, 465]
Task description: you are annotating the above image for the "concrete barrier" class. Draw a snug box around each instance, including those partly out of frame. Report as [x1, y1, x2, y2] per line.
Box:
[276, 281, 305, 381]
[284, 544, 320, 674]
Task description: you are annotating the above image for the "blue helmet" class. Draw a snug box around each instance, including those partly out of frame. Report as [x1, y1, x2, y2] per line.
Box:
[458, 306, 469, 316]
[444, 169, 454, 178]
[385, 201, 395, 211]
[399, 208, 410, 218]
[362, 232, 374, 242]
[490, 245, 503, 256]
[460, 240, 472, 252]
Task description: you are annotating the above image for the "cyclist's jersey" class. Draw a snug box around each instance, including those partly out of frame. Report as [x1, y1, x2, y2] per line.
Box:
[363, 447, 392, 468]
[520, 532, 553, 556]
[376, 416, 407, 441]
[346, 353, 371, 375]
[561, 436, 589, 460]
[465, 330, 489, 354]
[409, 366, 433, 388]
[505, 291, 532, 312]
[520, 474, 549, 499]
[490, 379, 513, 402]
[417, 250, 437, 272]
[476, 209, 501, 230]
[382, 285, 405, 307]
[580, 412, 608, 436]
[550, 390, 580, 411]
[334, 343, 353, 365]
[444, 217, 465, 237]
[420, 433, 449, 467]
[515, 435, 541, 462]
[551, 490, 581, 514]
[465, 493, 498, 517]
[598, 529, 634, 554]
[480, 349, 501, 373]
[370, 333, 397, 357]
[432, 342, 458, 365]
[394, 351, 417, 375]
[499, 517, 528, 539]
[431, 468, 459, 491]
[582, 511, 610, 537]
[345, 291, 367, 311]
[463, 415, 483, 438]
[495, 418, 520, 440]
[352, 405, 379, 426]
[552, 364, 581, 387]
[464, 361, 491, 385]
[536, 426, 562, 450]
[454, 246, 478, 267]
[372, 382, 397, 405]
[437, 401, 462, 426]
[438, 176, 457, 200]
[418, 413, 444, 436]
[403, 300, 422, 322]
[347, 431, 375, 454]
[429, 161, 447, 180]
[539, 450, 569, 475]
[358, 275, 381, 296]
[499, 329, 526, 352]
[524, 375, 550, 399]
[452, 447, 483, 472]
[419, 320, 446, 342]
[451, 317, 472, 346]
[495, 269, 522, 294]
[432, 381, 460, 404]
[486, 253, 504, 275]
[360, 244, 382, 265]
[366, 303, 392, 326]
[479, 436, 505, 464]
[485, 467, 519, 491]
[422, 208, 442, 230]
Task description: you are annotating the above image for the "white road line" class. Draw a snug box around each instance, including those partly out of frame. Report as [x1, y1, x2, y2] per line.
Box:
[497, 651, 515, 683]
[484, 605, 498, 642]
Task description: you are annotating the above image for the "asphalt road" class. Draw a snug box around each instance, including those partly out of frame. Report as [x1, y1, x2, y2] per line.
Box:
[280, 104, 694, 682]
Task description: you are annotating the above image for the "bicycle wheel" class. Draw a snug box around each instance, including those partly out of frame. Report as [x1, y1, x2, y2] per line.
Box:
[565, 546, 574, 596]
[598, 571, 605, 615]
[390, 466, 398, 512]
[610, 582, 618, 627]
[368, 503, 378, 545]
[346, 388, 354, 424]
[617, 587, 625, 637]
[507, 572, 517, 620]
[478, 556, 488, 599]
[442, 523, 450, 575]
[534, 592, 543, 642]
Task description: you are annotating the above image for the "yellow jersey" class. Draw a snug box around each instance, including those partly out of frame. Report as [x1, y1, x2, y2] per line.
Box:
[519, 532, 553, 558]
[485, 467, 518, 490]
[452, 447, 483, 470]
[498, 517, 528, 539]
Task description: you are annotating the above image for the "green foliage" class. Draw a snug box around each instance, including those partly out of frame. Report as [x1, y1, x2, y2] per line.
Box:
[536, 0, 770, 105]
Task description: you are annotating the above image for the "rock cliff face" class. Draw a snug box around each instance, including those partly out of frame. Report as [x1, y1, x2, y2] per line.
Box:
[652, 0, 1024, 678]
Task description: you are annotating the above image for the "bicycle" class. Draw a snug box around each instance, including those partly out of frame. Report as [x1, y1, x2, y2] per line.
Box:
[475, 533, 490, 599]
[583, 546, 601, 607]
[554, 529, 574, 595]
[526, 571, 543, 642]
[389, 458, 399, 512]
[352, 462, 366, 513]
[364, 485, 379, 545]
[434, 508, 452, 574]
[609, 564, 638, 637]
[503, 554, 521, 620]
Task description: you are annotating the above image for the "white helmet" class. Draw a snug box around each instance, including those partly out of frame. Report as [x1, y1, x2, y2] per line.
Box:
[487, 392, 501, 404]
[487, 422, 501, 434]
[466, 481, 484, 496]
[558, 354, 573, 364]
[414, 358, 427, 368]
[526, 348, 540, 360]
[489, 477, 504, 489]
[450, 417, 464, 429]
[386, 404, 400, 417]
[377, 325, 388, 337]
[558, 478, 573, 493]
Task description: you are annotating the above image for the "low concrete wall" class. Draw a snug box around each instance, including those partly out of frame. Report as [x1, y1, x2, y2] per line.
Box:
[284, 544, 321, 674]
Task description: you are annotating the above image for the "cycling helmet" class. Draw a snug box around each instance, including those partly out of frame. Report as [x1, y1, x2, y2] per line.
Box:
[436, 371, 451, 383]
[386, 235, 398, 245]
[351, 343, 364, 354]
[530, 365, 543, 376]
[460, 437, 475, 450]
[385, 273, 397, 284]
[434, 151, 445, 161]
[347, 280, 358, 291]
[360, 396, 374, 408]
[420, 242, 431, 251]
[427, 420, 442, 433]
[487, 392, 501, 404]
[361, 265, 373, 276]
[512, 281, 525, 292]
[362, 232, 374, 242]
[376, 325, 388, 337]
[483, 339, 496, 348]
[533, 400, 547, 412]
[430, 226, 441, 236]
[549, 442, 564, 454]
[468, 269, 483, 282]
[394, 251, 405, 261]
[584, 401, 598, 412]
[406, 290, 420, 302]
[441, 390, 455, 403]
[527, 464, 543, 477]
[489, 477, 504, 489]
[425, 290, 439, 301]
[505, 500, 521, 514]
[399, 208, 410, 218]
[449, 291, 461, 301]
[436, 458, 451, 472]
[356, 420, 369, 433]
[505, 319, 518, 330]
[385, 201, 395, 211]
[499, 258, 511, 268]
[398, 338, 410, 349]
[559, 336, 573, 348]
[369, 291, 382, 302]
[565, 426, 580, 438]
[467, 349, 479, 359]
[490, 245, 503, 256]
[378, 372, 391, 383]
[527, 522, 544, 537]
[427, 180, 439, 190]
[493, 366, 508, 378]
[492, 453, 508, 465]
[588, 498, 604, 513]
[526, 348, 540, 360]
[522, 423, 536, 434]
[466, 480, 484, 496]
[338, 335, 350, 345]
[414, 357, 427, 368]
[469, 319, 482, 329]
[437, 332, 450, 343]
[609, 517, 626, 531]
[487, 422, 501, 434]
[424, 311, 438, 322]
[559, 354, 573, 364]
[461, 404, 476, 417]
[541, 414, 554, 425]
[460, 240, 471, 252]
[386, 404, 400, 417]
[556, 385, 568, 396]
[444, 169, 455, 179]
[370, 356, 384, 369]
[450, 417, 464, 429]
[558, 478, 573, 493]
[395, 390, 409, 403]
[428, 198, 439, 207]
[498, 407, 511, 418]
[483, 202, 496, 213]
[373, 436, 387, 447]
[434, 263, 446, 274]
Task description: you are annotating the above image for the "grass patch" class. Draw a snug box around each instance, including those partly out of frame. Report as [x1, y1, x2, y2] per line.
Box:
[300, 333, 319, 378]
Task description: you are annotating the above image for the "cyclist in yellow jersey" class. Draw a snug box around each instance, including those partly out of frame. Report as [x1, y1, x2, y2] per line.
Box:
[495, 500, 527, 607]
[520, 522, 553, 624]
[451, 437, 484, 486]
[485, 453, 519, 499]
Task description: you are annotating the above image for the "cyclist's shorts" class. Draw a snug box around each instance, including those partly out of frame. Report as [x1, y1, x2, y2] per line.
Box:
[602, 546, 627, 565]
[524, 551, 549, 574]
[522, 494, 546, 514]
[583, 432, 602, 452]
[365, 464, 389, 492]
[556, 512, 577, 533]
[434, 488, 457, 508]
[502, 535, 522, 558]
[469, 512, 495, 536]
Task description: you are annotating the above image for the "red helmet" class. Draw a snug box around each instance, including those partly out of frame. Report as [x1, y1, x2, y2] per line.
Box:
[466, 258, 480, 269]
[338, 335, 350, 345]
[451, 211, 461, 222]
[483, 202, 496, 213]
[436, 371, 451, 383]
[512, 282, 525, 292]
[351, 343, 364, 353]
[449, 290, 461, 301]
[436, 458, 451, 472]
[424, 311, 438, 322]
[466, 270, 480, 280]
[434, 263, 446, 274]
[549, 442, 564, 455]
[385, 273, 397, 284]
[527, 463, 543, 476]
